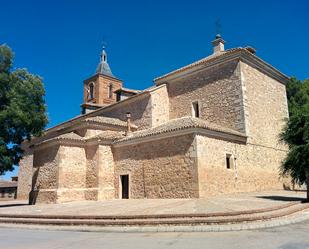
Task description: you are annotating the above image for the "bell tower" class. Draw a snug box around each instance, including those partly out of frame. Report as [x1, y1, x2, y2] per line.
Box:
[81, 46, 122, 114]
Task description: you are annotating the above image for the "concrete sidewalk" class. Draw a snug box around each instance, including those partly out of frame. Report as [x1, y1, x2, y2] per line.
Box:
[0, 190, 306, 216]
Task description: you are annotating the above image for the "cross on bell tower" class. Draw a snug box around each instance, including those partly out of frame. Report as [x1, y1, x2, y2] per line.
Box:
[212, 19, 225, 54]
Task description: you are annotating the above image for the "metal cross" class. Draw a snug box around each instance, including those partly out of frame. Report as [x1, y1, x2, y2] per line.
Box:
[215, 19, 222, 36]
[102, 38, 108, 49]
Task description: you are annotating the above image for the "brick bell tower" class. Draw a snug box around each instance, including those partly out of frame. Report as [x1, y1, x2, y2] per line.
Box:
[81, 46, 122, 114]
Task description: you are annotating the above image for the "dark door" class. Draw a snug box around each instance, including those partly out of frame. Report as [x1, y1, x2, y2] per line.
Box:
[121, 175, 129, 199]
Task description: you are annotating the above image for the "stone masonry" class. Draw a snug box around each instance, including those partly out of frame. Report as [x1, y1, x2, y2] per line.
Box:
[113, 134, 198, 199]
[17, 37, 293, 204]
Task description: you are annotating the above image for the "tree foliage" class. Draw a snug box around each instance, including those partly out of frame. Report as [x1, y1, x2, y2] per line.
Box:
[0, 44, 47, 175]
[281, 77, 309, 195]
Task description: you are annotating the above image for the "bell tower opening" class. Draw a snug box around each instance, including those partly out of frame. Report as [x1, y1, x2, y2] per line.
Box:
[108, 84, 113, 99]
[88, 82, 95, 100]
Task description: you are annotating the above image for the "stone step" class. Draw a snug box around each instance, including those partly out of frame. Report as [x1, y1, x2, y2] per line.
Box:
[0, 202, 308, 227]
[0, 201, 298, 220]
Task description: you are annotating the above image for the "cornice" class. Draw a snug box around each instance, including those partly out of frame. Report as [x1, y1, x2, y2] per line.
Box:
[34, 135, 116, 151]
[113, 127, 247, 148]
[239, 51, 289, 84]
[83, 73, 123, 83]
[34, 137, 85, 151]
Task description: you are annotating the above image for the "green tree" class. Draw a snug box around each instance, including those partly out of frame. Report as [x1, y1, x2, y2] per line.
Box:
[286, 77, 302, 113]
[281, 78, 309, 200]
[0, 44, 47, 175]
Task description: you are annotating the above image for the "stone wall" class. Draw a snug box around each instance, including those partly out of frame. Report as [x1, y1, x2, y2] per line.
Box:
[17, 146, 33, 200]
[167, 60, 246, 132]
[83, 74, 122, 105]
[196, 135, 291, 197]
[99, 85, 170, 130]
[85, 144, 99, 200]
[75, 128, 111, 138]
[57, 145, 87, 203]
[30, 141, 116, 204]
[240, 61, 289, 148]
[99, 94, 152, 129]
[84, 144, 116, 200]
[149, 85, 170, 127]
[113, 134, 199, 199]
[97, 145, 115, 200]
[31, 145, 59, 204]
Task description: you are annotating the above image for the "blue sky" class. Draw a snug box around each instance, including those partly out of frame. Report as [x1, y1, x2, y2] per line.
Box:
[1, 0, 308, 179]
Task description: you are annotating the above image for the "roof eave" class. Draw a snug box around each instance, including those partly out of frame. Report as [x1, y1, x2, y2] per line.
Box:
[239, 50, 290, 84]
[34, 133, 122, 150]
[84, 73, 123, 83]
[154, 49, 290, 85]
[113, 126, 247, 147]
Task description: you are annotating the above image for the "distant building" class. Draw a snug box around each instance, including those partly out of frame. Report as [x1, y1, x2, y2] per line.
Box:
[0, 177, 18, 200]
[18, 35, 292, 204]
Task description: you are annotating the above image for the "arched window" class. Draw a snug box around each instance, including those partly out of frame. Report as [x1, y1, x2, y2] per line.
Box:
[88, 82, 95, 100]
[108, 84, 113, 99]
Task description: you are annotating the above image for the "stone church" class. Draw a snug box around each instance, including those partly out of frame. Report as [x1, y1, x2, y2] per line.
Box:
[17, 36, 291, 204]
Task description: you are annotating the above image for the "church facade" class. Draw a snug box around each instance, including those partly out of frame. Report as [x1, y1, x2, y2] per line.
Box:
[17, 36, 291, 204]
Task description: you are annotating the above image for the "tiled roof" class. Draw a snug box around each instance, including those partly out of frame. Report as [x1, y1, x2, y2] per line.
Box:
[115, 117, 246, 143]
[36, 130, 125, 147]
[83, 116, 138, 129]
[81, 102, 106, 108]
[57, 132, 83, 140]
[154, 48, 242, 82]
[35, 132, 83, 147]
[87, 131, 124, 141]
[114, 87, 141, 94]
[0, 180, 18, 188]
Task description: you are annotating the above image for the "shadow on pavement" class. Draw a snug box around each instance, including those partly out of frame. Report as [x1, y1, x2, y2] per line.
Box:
[256, 196, 305, 202]
[0, 203, 28, 208]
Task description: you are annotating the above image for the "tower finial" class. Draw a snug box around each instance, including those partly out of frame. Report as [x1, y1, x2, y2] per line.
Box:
[212, 20, 225, 54]
[96, 41, 114, 77]
[102, 39, 107, 50]
[101, 40, 108, 62]
[215, 18, 222, 38]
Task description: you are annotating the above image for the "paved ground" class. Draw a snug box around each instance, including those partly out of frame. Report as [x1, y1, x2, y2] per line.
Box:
[0, 190, 306, 216]
[0, 219, 309, 249]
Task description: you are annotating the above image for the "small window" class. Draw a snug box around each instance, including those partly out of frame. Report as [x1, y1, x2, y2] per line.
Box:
[192, 101, 200, 118]
[108, 84, 113, 99]
[226, 154, 233, 169]
[88, 82, 94, 100]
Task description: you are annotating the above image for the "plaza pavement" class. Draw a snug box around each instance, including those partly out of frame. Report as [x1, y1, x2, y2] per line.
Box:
[0, 190, 306, 216]
[0, 190, 308, 232]
[1, 219, 309, 249]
